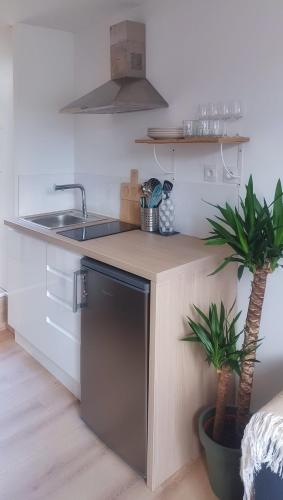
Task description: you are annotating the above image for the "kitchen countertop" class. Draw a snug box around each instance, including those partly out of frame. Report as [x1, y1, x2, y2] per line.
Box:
[4, 217, 227, 282]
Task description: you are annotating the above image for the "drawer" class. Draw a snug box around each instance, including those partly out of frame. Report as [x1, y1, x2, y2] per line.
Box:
[47, 267, 74, 307]
[46, 296, 81, 341]
[47, 244, 81, 275]
[45, 318, 80, 382]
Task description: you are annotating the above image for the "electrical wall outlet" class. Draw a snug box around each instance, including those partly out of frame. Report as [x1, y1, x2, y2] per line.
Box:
[223, 165, 241, 184]
[204, 165, 217, 183]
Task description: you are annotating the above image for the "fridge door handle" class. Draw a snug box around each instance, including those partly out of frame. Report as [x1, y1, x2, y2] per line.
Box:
[73, 270, 88, 313]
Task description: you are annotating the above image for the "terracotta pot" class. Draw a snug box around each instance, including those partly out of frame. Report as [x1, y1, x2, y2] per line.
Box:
[198, 406, 243, 500]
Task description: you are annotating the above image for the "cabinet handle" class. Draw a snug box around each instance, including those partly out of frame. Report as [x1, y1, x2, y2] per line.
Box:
[73, 270, 88, 313]
[73, 270, 79, 313]
[73, 270, 81, 313]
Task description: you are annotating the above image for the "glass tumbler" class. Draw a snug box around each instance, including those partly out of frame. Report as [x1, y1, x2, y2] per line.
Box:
[183, 120, 198, 136]
[198, 119, 211, 136]
[210, 119, 224, 136]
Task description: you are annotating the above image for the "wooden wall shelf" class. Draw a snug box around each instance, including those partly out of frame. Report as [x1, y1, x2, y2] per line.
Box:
[135, 136, 250, 145]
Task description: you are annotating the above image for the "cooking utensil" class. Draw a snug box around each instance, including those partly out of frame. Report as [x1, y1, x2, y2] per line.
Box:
[148, 184, 162, 208]
[142, 178, 160, 196]
[163, 180, 173, 193]
[162, 180, 173, 199]
[140, 196, 147, 209]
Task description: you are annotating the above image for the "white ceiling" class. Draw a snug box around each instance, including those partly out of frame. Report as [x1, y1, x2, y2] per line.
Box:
[0, 0, 145, 32]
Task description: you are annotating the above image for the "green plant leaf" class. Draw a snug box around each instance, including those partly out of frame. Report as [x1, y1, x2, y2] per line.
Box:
[206, 238, 227, 246]
[182, 302, 249, 374]
[193, 306, 211, 329]
[181, 336, 200, 342]
[238, 264, 245, 280]
[208, 258, 231, 276]
[205, 176, 283, 273]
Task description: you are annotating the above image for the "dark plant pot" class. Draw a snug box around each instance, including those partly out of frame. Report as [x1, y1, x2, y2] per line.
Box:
[199, 406, 243, 500]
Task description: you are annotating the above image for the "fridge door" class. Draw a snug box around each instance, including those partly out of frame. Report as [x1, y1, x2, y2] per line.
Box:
[81, 260, 150, 477]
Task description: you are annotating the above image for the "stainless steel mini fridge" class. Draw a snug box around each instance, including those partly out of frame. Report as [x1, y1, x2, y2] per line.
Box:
[80, 257, 150, 477]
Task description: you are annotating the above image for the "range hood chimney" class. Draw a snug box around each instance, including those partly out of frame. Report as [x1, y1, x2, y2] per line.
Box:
[60, 20, 169, 114]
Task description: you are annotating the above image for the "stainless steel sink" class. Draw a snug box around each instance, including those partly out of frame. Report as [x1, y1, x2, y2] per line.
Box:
[22, 210, 109, 229]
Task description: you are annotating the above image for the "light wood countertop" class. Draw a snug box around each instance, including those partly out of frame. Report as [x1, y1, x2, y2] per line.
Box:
[4, 217, 226, 282]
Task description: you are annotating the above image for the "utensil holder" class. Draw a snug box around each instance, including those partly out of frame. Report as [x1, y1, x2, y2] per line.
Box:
[140, 207, 159, 232]
[159, 193, 175, 235]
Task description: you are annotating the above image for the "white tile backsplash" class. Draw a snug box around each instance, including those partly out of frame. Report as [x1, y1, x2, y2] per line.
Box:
[18, 173, 76, 216]
[173, 181, 238, 237]
[74, 172, 238, 237]
[74, 173, 124, 218]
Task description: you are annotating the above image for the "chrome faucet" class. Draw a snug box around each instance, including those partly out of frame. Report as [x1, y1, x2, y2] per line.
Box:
[54, 183, 88, 219]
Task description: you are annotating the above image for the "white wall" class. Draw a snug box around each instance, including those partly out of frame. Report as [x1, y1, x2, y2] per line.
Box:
[0, 27, 14, 291]
[73, 5, 238, 224]
[13, 24, 75, 215]
[73, 0, 283, 409]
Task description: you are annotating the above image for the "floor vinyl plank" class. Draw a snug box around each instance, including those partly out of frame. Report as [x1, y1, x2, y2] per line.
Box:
[0, 331, 216, 500]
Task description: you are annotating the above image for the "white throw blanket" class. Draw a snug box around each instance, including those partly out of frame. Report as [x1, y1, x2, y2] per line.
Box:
[241, 391, 283, 500]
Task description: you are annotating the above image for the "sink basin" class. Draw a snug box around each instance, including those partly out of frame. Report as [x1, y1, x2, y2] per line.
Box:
[22, 210, 109, 229]
[28, 213, 84, 228]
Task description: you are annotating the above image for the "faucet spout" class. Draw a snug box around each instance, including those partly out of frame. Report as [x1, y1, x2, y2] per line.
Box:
[54, 183, 88, 219]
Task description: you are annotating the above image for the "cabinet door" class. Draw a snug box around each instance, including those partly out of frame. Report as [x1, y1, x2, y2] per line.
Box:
[7, 228, 47, 349]
[45, 244, 81, 381]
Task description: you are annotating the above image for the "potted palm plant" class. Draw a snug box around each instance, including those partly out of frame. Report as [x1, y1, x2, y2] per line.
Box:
[183, 177, 283, 499]
[206, 176, 283, 432]
[183, 302, 251, 500]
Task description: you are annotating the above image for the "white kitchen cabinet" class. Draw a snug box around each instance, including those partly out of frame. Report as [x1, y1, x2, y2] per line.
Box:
[7, 230, 82, 397]
[7, 228, 47, 350]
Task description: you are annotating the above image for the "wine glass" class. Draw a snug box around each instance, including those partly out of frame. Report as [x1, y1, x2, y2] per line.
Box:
[217, 102, 231, 135]
[197, 104, 209, 119]
[207, 103, 219, 119]
[217, 102, 231, 120]
[229, 100, 243, 120]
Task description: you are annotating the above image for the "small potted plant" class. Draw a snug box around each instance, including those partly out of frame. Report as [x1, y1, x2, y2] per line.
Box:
[183, 302, 254, 500]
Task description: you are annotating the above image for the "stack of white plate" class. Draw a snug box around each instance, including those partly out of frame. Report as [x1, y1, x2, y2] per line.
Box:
[147, 127, 184, 139]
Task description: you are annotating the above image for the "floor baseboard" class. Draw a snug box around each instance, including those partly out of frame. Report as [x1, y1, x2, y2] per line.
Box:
[0, 294, 7, 331]
[15, 331, 81, 400]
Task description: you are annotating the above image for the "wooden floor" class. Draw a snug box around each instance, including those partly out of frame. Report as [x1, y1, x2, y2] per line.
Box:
[0, 330, 216, 500]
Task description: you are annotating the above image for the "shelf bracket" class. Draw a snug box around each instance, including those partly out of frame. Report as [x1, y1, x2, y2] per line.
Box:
[153, 144, 176, 179]
[220, 143, 243, 186]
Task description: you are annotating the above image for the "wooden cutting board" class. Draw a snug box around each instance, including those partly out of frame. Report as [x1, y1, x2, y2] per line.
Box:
[120, 169, 142, 225]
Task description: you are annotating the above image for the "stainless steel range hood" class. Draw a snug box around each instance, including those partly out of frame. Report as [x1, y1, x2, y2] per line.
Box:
[60, 21, 169, 114]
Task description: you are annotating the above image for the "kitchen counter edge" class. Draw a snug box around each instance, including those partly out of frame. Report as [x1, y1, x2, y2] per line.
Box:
[4, 217, 227, 283]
